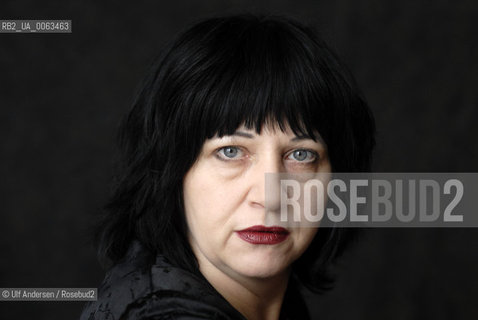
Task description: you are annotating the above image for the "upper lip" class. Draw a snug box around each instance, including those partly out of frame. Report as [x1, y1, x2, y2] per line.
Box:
[237, 225, 289, 234]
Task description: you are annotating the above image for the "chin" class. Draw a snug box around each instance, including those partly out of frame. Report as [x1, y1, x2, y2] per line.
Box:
[230, 255, 291, 279]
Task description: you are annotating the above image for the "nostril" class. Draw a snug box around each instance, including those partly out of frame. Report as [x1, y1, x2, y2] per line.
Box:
[250, 201, 265, 209]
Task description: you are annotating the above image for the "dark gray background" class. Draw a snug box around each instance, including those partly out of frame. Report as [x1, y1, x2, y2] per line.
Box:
[1, 0, 477, 319]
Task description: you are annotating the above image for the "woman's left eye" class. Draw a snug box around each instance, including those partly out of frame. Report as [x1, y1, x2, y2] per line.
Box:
[287, 149, 318, 162]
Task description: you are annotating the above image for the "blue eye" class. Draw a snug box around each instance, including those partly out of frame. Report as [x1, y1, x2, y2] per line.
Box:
[288, 149, 317, 162]
[218, 146, 241, 159]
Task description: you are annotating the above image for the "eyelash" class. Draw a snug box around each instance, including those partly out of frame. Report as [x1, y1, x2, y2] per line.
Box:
[215, 146, 319, 164]
[285, 149, 319, 164]
[215, 146, 245, 161]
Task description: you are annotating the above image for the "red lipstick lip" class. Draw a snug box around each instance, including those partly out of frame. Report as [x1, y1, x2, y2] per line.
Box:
[236, 225, 289, 245]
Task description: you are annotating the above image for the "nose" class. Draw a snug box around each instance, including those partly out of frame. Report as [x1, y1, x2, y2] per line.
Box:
[246, 153, 283, 212]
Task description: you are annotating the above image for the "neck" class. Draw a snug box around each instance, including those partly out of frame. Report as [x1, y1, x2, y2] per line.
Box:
[197, 255, 290, 320]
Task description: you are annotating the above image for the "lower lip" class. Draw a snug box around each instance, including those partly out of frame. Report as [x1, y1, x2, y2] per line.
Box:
[236, 230, 289, 245]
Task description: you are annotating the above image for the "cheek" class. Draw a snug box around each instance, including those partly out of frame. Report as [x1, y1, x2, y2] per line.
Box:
[183, 169, 236, 236]
[185, 180, 229, 219]
[184, 164, 247, 216]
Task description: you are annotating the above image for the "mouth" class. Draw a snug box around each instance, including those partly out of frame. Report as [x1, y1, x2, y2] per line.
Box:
[236, 225, 290, 245]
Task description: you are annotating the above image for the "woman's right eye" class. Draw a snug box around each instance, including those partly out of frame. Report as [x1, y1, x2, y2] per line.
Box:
[216, 146, 243, 160]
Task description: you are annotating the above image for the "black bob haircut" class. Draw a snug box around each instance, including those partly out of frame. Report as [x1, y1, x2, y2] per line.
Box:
[96, 14, 375, 292]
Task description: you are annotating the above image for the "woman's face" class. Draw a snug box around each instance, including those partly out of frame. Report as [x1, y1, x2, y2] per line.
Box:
[183, 124, 331, 281]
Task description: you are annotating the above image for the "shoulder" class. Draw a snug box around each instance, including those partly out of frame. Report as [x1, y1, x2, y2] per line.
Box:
[120, 293, 236, 320]
[80, 240, 244, 320]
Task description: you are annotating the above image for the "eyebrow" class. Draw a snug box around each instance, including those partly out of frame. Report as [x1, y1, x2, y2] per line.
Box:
[291, 134, 314, 141]
[232, 131, 315, 142]
[232, 131, 255, 138]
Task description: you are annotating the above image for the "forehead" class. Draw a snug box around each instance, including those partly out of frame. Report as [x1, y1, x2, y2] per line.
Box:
[237, 123, 294, 135]
[216, 120, 316, 137]
[210, 122, 325, 145]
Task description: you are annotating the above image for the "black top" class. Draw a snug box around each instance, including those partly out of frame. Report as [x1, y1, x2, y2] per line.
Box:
[80, 240, 310, 320]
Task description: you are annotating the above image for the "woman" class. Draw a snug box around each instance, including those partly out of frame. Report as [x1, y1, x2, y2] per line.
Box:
[80, 14, 375, 320]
